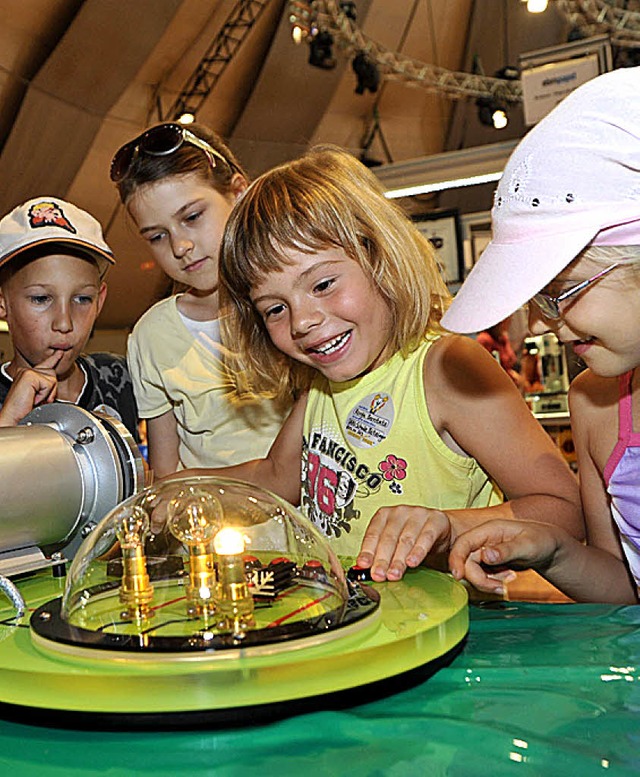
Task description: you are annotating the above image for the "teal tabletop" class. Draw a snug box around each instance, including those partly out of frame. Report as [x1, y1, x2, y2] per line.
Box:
[1, 600, 639, 776]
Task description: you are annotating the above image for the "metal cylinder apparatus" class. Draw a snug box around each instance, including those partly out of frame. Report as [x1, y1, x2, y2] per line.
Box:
[0, 403, 145, 576]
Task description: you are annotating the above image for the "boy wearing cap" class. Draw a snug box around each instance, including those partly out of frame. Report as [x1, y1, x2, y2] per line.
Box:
[446, 67, 640, 604]
[0, 197, 138, 436]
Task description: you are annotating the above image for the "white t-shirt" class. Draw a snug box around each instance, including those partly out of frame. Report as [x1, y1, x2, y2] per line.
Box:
[178, 312, 220, 354]
[127, 295, 287, 469]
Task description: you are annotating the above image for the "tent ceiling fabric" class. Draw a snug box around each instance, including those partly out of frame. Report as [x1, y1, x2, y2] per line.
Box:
[0, 0, 568, 330]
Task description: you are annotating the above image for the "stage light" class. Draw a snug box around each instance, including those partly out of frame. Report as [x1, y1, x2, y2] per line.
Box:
[308, 30, 336, 69]
[477, 96, 509, 129]
[339, 1, 357, 21]
[492, 106, 508, 129]
[352, 52, 380, 94]
[495, 65, 520, 81]
[524, 0, 548, 12]
[289, 0, 312, 44]
[477, 65, 518, 129]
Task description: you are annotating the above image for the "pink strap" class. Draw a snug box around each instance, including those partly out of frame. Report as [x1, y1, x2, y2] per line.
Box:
[604, 371, 634, 485]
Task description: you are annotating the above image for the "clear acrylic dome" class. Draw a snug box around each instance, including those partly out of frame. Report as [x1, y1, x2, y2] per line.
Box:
[39, 476, 378, 656]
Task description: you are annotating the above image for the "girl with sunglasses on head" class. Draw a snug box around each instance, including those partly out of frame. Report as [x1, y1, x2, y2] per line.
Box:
[111, 122, 288, 477]
[445, 67, 640, 603]
[174, 144, 581, 583]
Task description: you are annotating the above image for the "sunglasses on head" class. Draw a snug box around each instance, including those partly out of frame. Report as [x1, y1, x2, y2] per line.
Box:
[110, 122, 232, 183]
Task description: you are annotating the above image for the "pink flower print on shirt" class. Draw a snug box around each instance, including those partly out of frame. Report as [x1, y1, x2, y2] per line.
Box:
[379, 454, 407, 481]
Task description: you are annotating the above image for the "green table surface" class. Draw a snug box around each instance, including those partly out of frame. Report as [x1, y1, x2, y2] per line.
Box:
[1, 600, 639, 776]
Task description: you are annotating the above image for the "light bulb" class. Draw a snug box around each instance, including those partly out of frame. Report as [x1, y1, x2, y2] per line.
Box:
[115, 506, 154, 620]
[116, 505, 150, 548]
[167, 487, 222, 545]
[213, 526, 254, 635]
[167, 487, 223, 618]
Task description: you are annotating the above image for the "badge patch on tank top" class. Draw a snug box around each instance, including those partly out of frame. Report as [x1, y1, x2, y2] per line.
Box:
[344, 392, 394, 448]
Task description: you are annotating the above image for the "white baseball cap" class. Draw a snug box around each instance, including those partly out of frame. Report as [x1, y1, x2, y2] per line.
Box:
[0, 197, 115, 277]
[441, 66, 640, 334]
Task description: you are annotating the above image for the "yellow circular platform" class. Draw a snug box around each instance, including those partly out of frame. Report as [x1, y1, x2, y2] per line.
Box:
[0, 566, 468, 725]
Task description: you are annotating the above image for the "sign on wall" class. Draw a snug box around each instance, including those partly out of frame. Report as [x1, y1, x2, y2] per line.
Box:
[521, 54, 600, 126]
[519, 35, 612, 127]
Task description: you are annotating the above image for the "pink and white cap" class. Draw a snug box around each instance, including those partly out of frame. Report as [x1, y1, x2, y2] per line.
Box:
[441, 66, 640, 334]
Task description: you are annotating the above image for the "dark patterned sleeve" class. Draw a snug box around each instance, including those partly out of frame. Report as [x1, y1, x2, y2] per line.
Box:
[85, 353, 140, 440]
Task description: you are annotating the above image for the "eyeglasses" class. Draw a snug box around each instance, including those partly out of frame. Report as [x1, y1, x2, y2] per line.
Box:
[531, 262, 620, 320]
[110, 122, 232, 183]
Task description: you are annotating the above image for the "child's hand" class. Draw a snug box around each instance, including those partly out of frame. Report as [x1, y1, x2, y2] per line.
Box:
[448, 519, 561, 595]
[356, 506, 451, 582]
[0, 352, 60, 426]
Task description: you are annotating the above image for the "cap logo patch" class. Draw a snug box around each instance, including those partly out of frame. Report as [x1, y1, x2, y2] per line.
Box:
[28, 201, 77, 234]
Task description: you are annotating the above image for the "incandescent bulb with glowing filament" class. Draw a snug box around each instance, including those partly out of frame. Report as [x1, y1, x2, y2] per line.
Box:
[115, 506, 154, 621]
[213, 526, 255, 636]
[214, 527, 245, 556]
[167, 487, 222, 618]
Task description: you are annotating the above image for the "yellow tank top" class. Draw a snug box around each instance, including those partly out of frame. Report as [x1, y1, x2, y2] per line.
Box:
[301, 336, 502, 557]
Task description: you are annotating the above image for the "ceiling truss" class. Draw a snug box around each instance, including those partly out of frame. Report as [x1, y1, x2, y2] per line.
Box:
[290, 0, 640, 105]
[167, 0, 272, 119]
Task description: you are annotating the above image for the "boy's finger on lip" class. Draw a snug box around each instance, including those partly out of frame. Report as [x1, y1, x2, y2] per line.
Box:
[38, 349, 64, 368]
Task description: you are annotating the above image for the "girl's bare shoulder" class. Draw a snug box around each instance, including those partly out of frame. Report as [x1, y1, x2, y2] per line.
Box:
[569, 368, 620, 464]
[425, 333, 512, 393]
[424, 333, 528, 435]
[569, 368, 620, 415]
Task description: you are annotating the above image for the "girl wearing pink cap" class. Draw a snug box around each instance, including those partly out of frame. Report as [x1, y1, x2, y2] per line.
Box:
[447, 67, 640, 603]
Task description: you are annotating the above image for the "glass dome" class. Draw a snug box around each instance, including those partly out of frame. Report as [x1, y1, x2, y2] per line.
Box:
[32, 476, 379, 656]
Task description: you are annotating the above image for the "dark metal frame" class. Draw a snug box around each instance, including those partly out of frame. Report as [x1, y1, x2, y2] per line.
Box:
[412, 209, 464, 285]
[168, 0, 273, 120]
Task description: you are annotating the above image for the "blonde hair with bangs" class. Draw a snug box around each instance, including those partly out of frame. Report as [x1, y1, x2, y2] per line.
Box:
[219, 145, 451, 401]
